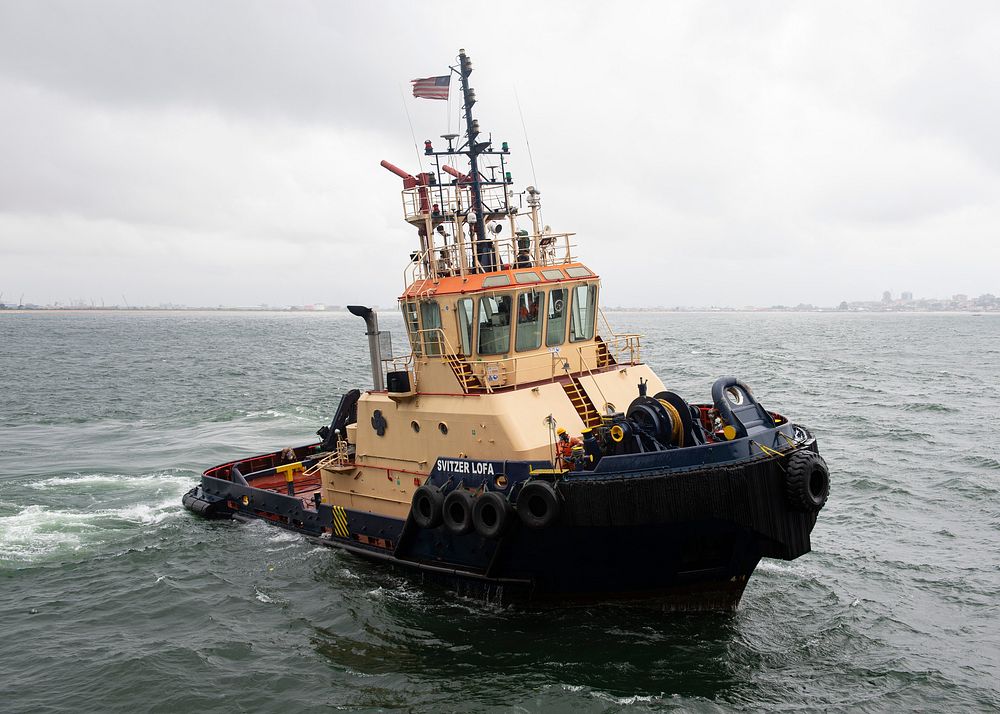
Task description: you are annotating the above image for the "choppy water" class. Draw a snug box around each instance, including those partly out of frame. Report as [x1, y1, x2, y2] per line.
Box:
[1, 310, 998, 712]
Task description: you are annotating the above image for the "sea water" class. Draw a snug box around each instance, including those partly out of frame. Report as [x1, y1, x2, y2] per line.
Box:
[1, 311, 998, 711]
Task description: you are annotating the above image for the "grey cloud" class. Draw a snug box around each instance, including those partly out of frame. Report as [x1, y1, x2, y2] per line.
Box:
[1, 1, 998, 308]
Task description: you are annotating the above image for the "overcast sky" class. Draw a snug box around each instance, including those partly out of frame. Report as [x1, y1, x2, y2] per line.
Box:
[1, 1, 998, 308]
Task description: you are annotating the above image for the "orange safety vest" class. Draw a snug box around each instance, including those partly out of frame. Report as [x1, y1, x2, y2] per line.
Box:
[556, 436, 581, 460]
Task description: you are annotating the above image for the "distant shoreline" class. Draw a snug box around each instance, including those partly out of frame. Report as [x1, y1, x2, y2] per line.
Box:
[2, 307, 997, 316]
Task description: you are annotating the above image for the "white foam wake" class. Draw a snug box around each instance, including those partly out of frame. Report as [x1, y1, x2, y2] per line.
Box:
[0, 473, 196, 565]
[28, 472, 194, 491]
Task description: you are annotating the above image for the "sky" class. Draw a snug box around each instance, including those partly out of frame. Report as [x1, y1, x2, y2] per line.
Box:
[1, 0, 998, 308]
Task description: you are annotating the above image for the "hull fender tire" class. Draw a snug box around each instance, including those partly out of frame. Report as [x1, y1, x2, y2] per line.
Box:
[411, 484, 444, 529]
[516, 480, 560, 529]
[785, 450, 830, 512]
[472, 491, 511, 539]
[442, 489, 475, 535]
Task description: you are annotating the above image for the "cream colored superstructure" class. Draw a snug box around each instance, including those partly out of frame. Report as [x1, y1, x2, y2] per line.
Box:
[319, 261, 662, 519]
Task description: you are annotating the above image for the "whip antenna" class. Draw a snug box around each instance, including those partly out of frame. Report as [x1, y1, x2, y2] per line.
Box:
[514, 86, 538, 188]
[399, 83, 425, 173]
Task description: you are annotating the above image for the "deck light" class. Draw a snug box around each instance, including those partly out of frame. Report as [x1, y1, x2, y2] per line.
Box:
[505, 171, 512, 183]
[501, 141, 509, 152]
[424, 139, 433, 154]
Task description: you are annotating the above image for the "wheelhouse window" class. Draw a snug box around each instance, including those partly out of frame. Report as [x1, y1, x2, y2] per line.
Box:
[569, 284, 597, 342]
[420, 300, 442, 356]
[477, 294, 512, 356]
[456, 298, 474, 356]
[403, 301, 421, 355]
[546, 288, 567, 347]
[515, 291, 543, 352]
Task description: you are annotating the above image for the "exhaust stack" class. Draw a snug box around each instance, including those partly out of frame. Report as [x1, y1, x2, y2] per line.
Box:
[347, 305, 384, 391]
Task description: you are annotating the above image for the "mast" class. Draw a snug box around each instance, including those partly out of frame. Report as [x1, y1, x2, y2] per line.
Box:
[387, 50, 515, 276]
[457, 49, 493, 272]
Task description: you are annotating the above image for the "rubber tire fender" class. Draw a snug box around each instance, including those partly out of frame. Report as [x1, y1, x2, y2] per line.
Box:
[785, 450, 830, 512]
[442, 488, 475, 535]
[410, 484, 444, 529]
[472, 490, 511, 539]
[516, 480, 561, 529]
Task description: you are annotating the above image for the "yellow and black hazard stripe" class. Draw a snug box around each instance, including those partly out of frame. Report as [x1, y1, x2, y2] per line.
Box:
[331, 505, 350, 538]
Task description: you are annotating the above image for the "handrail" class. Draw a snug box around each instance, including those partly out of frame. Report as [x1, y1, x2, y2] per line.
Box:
[409, 326, 461, 359]
[576, 344, 612, 411]
[399, 188, 580, 284]
[385, 335, 641, 394]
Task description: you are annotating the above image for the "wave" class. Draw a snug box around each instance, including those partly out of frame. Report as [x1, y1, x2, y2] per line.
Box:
[243, 408, 317, 422]
[27, 472, 195, 491]
[0, 473, 193, 566]
[960, 454, 1000, 471]
[901, 402, 958, 413]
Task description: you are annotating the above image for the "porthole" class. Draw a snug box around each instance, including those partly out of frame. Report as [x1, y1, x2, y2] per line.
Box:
[411, 420, 420, 433]
[495, 475, 509, 489]
[438, 422, 449, 435]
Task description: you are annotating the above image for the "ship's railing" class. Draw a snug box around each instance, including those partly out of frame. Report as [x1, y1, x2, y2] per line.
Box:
[602, 333, 642, 365]
[383, 350, 414, 378]
[400, 181, 580, 284]
[452, 349, 573, 393]
[402, 231, 579, 287]
[410, 326, 458, 359]
[598, 309, 641, 365]
[390, 332, 640, 395]
[401, 183, 512, 222]
[382, 327, 460, 391]
[403, 241, 465, 287]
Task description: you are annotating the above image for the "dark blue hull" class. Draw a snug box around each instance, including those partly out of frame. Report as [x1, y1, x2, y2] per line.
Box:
[183, 430, 822, 610]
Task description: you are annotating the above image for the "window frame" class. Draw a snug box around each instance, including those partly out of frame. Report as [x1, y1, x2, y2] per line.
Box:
[514, 290, 545, 353]
[569, 283, 597, 343]
[456, 297, 475, 357]
[419, 300, 443, 356]
[546, 287, 568, 347]
[476, 292, 513, 356]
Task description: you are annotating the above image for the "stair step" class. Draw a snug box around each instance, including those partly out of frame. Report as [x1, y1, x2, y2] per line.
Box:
[561, 378, 602, 428]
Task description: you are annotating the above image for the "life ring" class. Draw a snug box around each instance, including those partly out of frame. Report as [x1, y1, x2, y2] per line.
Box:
[410, 484, 444, 529]
[785, 450, 830, 512]
[472, 490, 511, 539]
[442, 488, 475, 535]
[516, 480, 560, 529]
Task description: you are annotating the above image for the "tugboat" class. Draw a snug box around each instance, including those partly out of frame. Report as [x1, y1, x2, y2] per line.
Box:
[182, 50, 830, 610]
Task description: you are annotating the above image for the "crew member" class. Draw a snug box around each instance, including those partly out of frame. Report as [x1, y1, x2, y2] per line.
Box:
[555, 427, 582, 469]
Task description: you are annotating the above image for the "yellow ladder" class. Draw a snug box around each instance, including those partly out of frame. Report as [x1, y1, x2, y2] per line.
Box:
[446, 354, 484, 393]
[595, 336, 617, 368]
[562, 377, 603, 428]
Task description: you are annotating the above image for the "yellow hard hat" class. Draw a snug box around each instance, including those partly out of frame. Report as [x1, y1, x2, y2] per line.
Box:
[556, 427, 567, 435]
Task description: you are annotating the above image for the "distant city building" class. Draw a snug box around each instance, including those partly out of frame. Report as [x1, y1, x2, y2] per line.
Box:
[901, 291, 913, 301]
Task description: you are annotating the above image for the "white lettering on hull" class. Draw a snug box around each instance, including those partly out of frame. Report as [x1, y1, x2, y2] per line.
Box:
[435, 459, 495, 476]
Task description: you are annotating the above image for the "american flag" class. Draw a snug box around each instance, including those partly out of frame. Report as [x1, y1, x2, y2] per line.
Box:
[411, 75, 451, 100]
